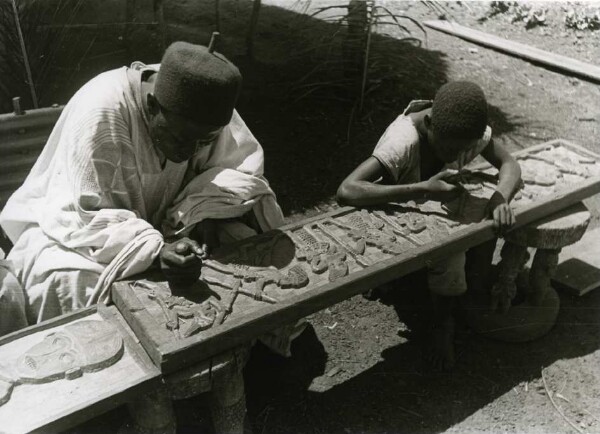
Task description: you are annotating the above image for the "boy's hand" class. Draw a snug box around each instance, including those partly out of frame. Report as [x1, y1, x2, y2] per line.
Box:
[159, 237, 204, 284]
[424, 170, 465, 202]
[486, 191, 515, 233]
[190, 218, 219, 259]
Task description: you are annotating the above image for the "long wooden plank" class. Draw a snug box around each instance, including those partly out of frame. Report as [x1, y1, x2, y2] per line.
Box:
[156, 139, 600, 372]
[423, 20, 600, 83]
[160, 176, 600, 373]
[111, 139, 600, 373]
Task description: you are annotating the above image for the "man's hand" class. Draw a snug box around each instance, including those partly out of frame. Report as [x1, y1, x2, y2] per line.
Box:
[486, 191, 515, 234]
[424, 169, 465, 202]
[190, 219, 219, 259]
[159, 237, 204, 285]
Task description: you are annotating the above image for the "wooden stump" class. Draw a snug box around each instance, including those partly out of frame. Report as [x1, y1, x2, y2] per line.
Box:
[126, 346, 250, 434]
[465, 202, 591, 342]
[209, 365, 247, 434]
[490, 242, 529, 314]
[505, 202, 591, 249]
[124, 386, 176, 434]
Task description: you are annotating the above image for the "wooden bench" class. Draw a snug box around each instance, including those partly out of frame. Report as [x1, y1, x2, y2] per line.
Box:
[111, 142, 600, 433]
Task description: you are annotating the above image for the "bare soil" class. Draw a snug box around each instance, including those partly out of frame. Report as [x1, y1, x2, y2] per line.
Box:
[40, 1, 600, 433]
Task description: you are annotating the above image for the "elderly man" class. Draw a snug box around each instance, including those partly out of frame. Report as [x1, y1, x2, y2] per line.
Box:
[0, 39, 284, 334]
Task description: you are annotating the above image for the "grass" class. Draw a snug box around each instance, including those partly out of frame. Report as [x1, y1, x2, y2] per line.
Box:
[0, 0, 84, 112]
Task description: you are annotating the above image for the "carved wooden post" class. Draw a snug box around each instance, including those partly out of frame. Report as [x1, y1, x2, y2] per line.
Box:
[12, 97, 24, 115]
[464, 202, 591, 342]
[210, 371, 246, 434]
[528, 248, 560, 306]
[209, 350, 247, 434]
[490, 241, 529, 313]
[126, 386, 176, 434]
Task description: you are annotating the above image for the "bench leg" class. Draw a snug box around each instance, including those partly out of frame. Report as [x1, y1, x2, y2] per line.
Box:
[210, 367, 247, 434]
[125, 386, 176, 434]
[490, 241, 529, 313]
[528, 248, 560, 305]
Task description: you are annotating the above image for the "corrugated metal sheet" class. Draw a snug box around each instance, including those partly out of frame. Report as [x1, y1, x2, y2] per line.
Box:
[0, 106, 62, 133]
[0, 106, 63, 210]
[0, 154, 38, 174]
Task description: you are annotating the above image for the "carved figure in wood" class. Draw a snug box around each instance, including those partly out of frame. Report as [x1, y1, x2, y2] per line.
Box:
[490, 242, 529, 313]
[134, 266, 290, 333]
[188, 260, 312, 325]
[329, 212, 404, 255]
[0, 320, 124, 406]
[202, 276, 280, 325]
[132, 281, 218, 338]
[301, 226, 350, 281]
[465, 202, 592, 343]
[279, 264, 310, 288]
[204, 260, 309, 291]
[290, 228, 345, 276]
[371, 211, 424, 246]
[528, 248, 560, 306]
[316, 221, 370, 267]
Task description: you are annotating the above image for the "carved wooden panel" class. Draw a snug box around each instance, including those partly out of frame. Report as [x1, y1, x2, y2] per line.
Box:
[0, 306, 160, 433]
[113, 139, 600, 373]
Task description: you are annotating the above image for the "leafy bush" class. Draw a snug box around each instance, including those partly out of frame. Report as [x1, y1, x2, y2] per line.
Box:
[564, 6, 600, 30]
[289, 1, 445, 114]
[486, 1, 547, 29]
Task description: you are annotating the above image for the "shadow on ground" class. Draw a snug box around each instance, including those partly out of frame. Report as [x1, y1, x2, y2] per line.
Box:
[242, 270, 600, 434]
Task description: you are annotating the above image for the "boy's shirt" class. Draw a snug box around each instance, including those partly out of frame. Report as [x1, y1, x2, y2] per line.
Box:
[372, 100, 492, 184]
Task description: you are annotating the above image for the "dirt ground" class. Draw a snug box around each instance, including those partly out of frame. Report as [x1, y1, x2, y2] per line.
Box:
[40, 1, 599, 433]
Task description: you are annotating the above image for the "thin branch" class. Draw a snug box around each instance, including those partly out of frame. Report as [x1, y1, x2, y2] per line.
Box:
[377, 6, 428, 46]
[541, 369, 585, 434]
[346, 100, 358, 147]
[373, 20, 412, 34]
[358, 1, 374, 113]
[11, 0, 37, 108]
[309, 4, 350, 18]
[246, 0, 261, 60]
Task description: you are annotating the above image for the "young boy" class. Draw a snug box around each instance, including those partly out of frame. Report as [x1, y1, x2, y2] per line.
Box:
[337, 81, 521, 371]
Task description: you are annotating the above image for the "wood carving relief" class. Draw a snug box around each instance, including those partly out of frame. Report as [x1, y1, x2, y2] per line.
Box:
[0, 321, 124, 406]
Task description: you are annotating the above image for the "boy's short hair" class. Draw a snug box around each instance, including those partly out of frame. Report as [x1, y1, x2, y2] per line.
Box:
[431, 81, 488, 140]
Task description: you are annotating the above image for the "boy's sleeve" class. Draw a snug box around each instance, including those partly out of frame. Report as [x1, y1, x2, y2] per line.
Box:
[372, 116, 420, 184]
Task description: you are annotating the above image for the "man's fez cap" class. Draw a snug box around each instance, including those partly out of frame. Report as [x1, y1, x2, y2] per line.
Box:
[154, 36, 242, 126]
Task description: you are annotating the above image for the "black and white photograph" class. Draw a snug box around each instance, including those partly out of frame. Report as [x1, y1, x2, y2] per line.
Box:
[0, 1, 599, 433]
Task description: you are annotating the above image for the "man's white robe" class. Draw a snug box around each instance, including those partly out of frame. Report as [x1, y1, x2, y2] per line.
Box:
[0, 64, 283, 325]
